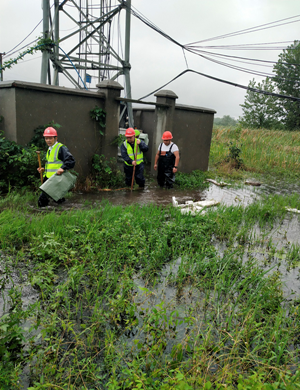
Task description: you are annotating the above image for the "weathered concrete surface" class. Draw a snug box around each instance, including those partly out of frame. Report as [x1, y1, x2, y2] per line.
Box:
[1, 80, 216, 178]
[0, 81, 108, 179]
[133, 90, 216, 174]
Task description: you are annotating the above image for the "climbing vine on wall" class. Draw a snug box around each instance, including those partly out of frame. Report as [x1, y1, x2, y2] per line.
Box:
[90, 106, 106, 135]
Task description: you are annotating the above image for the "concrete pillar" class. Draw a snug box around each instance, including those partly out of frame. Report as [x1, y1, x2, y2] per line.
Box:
[151, 90, 178, 175]
[96, 80, 124, 159]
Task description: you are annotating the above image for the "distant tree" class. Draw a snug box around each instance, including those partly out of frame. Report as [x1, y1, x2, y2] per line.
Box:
[239, 78, 282, 129]
[273, 40, 300, 130]
[214, 115, 237, 127]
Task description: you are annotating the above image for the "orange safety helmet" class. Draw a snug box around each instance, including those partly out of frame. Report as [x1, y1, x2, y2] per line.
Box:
[162, 131, 173, 140]
[125, 127, 135, 137]
[43, 127, 58, 137]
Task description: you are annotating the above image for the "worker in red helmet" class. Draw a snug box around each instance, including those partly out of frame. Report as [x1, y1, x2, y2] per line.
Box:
[37, 126, 75, 207]
[120, 127, 149, 188]
[154, 131, 180, 189]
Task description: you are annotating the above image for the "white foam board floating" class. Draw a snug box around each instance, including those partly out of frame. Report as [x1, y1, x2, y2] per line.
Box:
[285, 207, 300, 214]
[172, 197, 219, 215]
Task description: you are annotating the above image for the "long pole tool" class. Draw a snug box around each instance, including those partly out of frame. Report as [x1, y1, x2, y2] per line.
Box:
[130, 141, 138, 191]
[36, 151, 43, 184]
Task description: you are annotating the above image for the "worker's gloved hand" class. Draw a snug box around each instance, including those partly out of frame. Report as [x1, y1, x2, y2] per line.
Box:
[56, 168, 65, 175]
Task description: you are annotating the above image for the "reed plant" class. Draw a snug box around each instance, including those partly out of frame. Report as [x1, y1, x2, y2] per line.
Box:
[210, 126, 300, 179]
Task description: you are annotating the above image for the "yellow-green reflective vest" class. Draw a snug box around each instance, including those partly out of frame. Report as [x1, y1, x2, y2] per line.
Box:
[45, 143, 64, 178]
[123, 140, 143, 166]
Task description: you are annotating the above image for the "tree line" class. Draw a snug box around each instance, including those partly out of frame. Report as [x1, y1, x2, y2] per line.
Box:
[240, 40, 300, 130]
[214, 41, 300, 131]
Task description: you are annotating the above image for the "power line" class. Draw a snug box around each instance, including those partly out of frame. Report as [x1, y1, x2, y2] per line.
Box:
[186, 15, 300, 45]
[4, 39, 39, 59]
[130, 5, 300, 85]
[4, 20, 43, 56]
[138, 69, 300, 102]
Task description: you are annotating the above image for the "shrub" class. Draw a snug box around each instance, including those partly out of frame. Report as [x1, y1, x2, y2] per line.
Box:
[91, 154, 124, 188]
[0, 131, 41, 193]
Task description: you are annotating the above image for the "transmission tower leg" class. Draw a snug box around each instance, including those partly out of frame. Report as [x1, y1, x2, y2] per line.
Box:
[41, 0, 50, 84]
[124, 0, 133, 127]
[53, 0, 60, 86]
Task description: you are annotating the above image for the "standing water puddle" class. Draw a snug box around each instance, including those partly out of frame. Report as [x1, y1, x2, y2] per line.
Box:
[39, 180, 300, 300]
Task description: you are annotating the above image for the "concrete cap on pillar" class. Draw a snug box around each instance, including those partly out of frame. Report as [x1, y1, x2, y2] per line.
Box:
[154, 90, 178, 99]
[96, 80, 124, 91]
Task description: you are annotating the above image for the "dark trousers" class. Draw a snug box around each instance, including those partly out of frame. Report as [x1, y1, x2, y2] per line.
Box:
[124, 163, 145, 187]
[157, 167, 175, 188]
[157, 155, 175, 188]
[38, 177, 65, 207]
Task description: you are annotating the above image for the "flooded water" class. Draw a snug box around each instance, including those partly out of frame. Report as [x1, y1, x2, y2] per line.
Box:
[42, 175, 300, 210]
[2, 179, 300, 388]
[54, 180, 265, 209]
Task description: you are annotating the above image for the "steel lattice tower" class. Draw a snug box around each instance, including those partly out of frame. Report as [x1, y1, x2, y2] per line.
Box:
[41, 0, 133, 126]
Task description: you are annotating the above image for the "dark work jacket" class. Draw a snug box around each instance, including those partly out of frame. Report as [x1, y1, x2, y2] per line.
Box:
[120, 140, 148, 165]
[53, 145, 76, 171]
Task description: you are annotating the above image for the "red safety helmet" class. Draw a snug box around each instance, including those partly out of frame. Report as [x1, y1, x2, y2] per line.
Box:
[43, 127, 58, 137]
[125, 128, 135, 137]
[162, 131, 173, 140]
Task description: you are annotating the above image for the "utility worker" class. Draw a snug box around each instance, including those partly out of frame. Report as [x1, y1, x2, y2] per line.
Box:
[154, 131, 180, 189]
[37, 127, 75, 207]
[121, 127, 148, 188]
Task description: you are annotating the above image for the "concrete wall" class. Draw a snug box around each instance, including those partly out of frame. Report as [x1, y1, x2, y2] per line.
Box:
[133, 91, 216, 174]
[173, 104, 215, 172]
[133, 107, 156, 159]
[0, 80, 119, 178]
[1, 81, 215, 179]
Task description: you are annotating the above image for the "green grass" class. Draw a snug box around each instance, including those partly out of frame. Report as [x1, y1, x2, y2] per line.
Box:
[210, 126, 300, 180]
[1, 191, 300, 389]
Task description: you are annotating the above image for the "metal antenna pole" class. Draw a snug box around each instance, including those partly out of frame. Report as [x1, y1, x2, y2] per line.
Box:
[41, 0, 50, 84]
[124, 0, 133, 127]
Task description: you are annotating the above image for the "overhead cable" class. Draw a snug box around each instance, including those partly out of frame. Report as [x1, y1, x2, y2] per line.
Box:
[138, 69, 300, 102]
[4, 21, 42, 57]
[130, 5, 299, 84]
[186, 15, 300, 45]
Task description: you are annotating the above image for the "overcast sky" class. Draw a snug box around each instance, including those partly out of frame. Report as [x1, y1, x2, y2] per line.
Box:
[1, 0, 300, 119]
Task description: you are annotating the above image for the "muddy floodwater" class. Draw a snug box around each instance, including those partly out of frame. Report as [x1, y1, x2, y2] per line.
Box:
[2, 178, 300, 389]
[41, 179, 300, 299]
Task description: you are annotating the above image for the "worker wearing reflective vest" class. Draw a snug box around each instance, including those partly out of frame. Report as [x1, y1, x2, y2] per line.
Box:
[37, 127, 75, 207]
[120, 127, 148, 188]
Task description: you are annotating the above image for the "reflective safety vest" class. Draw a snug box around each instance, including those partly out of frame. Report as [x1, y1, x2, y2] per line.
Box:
[45, 143, 64, 178]
[123, 140, 143, 166]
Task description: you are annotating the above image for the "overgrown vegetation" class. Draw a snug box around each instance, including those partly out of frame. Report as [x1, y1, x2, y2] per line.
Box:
[210, 126, 300, 178]
[0, 131, 40, 193]
[0, 121, 64, 194]
[0, 192, 300, 388]
[176, 170, 210, 189]
[90, 154, 124, 189]
[1, 125, 300, 388]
